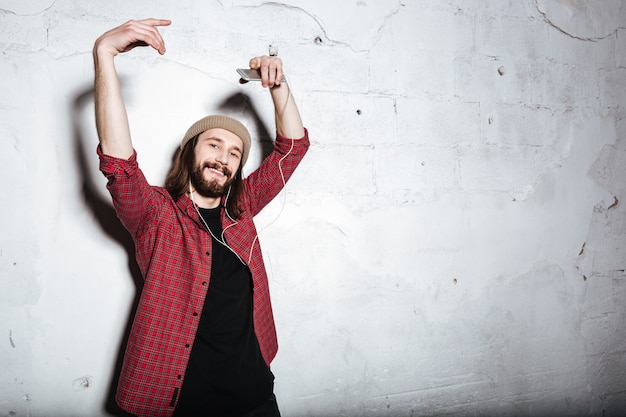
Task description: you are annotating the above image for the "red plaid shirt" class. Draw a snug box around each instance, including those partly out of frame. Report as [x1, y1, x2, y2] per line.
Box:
[98, 130, 309, 417]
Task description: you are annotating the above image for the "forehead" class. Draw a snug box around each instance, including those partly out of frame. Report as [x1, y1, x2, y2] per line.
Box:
[197, 128, 243, 150]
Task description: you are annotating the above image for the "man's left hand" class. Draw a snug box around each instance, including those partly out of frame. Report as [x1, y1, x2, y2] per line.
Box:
[249, 55, 284, 88]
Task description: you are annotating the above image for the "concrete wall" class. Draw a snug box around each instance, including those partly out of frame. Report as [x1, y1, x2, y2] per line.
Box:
[1, 0, 625, 416]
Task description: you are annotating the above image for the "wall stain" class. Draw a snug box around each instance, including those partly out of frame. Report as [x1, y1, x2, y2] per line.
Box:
[73, 375, 93, 391]
[9, 330, 15, 348]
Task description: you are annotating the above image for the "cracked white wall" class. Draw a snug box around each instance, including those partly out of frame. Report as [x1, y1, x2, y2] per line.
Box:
[1, 1, 625, 416]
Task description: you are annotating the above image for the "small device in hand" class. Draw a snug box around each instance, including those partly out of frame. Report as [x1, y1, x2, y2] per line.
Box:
[237, 68, 286, 83]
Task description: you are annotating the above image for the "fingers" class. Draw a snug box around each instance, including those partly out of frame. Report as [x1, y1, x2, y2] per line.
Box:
[249, 55, 283, 88]
[123, 19, 171, 55]
[96, 18, 171, 57]
[141, 18, 172, 27]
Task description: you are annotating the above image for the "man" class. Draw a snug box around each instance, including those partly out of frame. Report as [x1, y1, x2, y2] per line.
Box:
[93, 18, 309, 417]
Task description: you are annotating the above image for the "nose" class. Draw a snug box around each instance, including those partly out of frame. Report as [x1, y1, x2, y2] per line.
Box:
[215, 149, 229, 165]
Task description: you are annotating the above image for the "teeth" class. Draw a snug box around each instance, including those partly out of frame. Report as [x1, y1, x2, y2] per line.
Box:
[208, 168, 225, 176]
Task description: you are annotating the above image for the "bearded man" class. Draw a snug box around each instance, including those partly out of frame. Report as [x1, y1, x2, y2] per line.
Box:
[93, 18, 309, 417]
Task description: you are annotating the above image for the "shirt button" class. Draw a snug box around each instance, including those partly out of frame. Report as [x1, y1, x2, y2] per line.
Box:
[185, 343, 190, 348]
[205, 251, 210, 256]
[177, 375, 182, 380]
[202, 282, 207, 286]
[193, 312, 198, 316]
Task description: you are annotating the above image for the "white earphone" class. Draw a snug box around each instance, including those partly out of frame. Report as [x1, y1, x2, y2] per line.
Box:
[190, 76, 298, 266]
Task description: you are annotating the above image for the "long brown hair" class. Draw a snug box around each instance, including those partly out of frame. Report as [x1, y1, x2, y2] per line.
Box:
[164, 135, 245, 219]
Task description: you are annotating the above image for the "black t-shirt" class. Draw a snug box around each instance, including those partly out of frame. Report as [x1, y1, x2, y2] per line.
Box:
[173, 206, 274, 417]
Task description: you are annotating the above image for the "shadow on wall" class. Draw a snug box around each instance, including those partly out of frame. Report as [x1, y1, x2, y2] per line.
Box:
[218, 91, 276, 159]
[71, 86, 142, 417]
[71, 85, 274, 417]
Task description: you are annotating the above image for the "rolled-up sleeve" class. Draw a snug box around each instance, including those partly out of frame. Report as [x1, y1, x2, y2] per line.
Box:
[97, 145, 161, 237]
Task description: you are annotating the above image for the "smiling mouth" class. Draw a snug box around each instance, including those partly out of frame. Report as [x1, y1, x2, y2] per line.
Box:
[206, 167, 226, 177]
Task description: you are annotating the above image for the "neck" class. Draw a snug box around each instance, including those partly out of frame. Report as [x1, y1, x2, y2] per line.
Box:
[188, 190, 221, 209]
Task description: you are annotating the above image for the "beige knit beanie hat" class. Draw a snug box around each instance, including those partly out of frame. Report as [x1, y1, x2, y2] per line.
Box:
[181, 115, 252, 167]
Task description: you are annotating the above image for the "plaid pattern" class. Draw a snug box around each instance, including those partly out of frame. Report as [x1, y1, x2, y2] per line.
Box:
[98, 131, 309, 417]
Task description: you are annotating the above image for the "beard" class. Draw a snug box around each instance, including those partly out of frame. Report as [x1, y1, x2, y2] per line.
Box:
[190, 161, 236, 198]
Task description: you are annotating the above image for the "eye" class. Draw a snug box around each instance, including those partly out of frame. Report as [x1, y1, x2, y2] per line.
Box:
[230, 152, 241, 159]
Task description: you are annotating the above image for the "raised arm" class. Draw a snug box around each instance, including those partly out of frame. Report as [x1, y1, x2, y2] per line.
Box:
[249, 56, 305, 140]
[93, 19, 171, 158]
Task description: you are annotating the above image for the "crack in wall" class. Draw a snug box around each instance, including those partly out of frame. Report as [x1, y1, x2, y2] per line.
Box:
[534, 0, 626, 41]
[0, 0, 56, 17]
[237, 1, 405, 53]
[238, 2, 332, 44]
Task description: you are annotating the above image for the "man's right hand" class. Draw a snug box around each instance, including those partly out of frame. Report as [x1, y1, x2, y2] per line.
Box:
[94, 18, 171, 58]
[93, 18, 170, 159]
